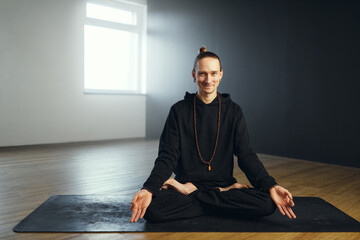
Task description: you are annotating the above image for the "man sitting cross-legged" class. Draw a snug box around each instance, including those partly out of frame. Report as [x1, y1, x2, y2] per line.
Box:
[130, 46, 296, 223]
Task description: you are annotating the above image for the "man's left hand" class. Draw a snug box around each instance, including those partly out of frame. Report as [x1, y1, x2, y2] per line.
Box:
[269, 185, 296, 219]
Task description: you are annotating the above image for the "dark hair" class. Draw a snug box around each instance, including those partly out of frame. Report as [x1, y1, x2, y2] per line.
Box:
[193, 46, 222, 71]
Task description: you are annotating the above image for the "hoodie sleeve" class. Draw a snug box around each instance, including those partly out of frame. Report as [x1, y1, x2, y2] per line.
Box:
[142, 106, 180, 195]
[233, 105, 277, 191]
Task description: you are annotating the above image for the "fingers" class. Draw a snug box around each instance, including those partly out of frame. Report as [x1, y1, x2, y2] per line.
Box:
[140, 207, 147, 219]
[129, 197, 138, 212]
[130, 206, 142, 223]
[283, 189, 293, 201]
[282, 205, 293, 219]
[278, 205, 296, 219]
[284, 204, 296, 219]
[130, 206, 148, 223]
[287, 191, 293, 200]
[130, 200, 148, 222]
[130, 194, 138, 208]
[277, 204, 286, 216]
[130, 208, 138, 223]
[285, 193, 295, 207]
[130, 190, 153, 223]
[271, 186, 296, 219]
[134, 208, 142, 222]
[130, 193, 140, 223]
[289, 198, 295, 207]
[287, 205, 296, 219]
[286, 192, 293, 203]
[130, 199, 142, 223]
[277, 203, 296, 219]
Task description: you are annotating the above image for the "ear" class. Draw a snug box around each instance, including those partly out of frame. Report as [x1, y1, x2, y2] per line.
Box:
[192, 70, 196, 82]
[219, 69, 223, 81]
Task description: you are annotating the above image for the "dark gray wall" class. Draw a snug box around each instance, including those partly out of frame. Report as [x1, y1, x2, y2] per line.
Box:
[146, 0, 360, 167]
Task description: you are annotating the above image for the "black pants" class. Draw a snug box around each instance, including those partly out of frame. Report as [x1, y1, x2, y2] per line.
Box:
[144, 187, 276, 223]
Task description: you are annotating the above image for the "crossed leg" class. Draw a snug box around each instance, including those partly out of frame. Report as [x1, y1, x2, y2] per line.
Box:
[144, 187, 208, 222]
[144, 177, 276, 222]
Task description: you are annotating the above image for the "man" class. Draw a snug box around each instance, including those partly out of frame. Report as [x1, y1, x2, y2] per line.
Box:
[130, 47, 296, 223]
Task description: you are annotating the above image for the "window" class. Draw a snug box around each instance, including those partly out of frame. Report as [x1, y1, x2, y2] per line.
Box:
[84, 0, 146, 94]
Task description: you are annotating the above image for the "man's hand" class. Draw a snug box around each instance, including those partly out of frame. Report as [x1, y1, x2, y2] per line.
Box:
[130, 189, 152, 223]
[269, 185, 296, 219]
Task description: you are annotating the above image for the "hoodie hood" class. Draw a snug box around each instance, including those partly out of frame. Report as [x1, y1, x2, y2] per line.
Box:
[184, 92, 231, 105]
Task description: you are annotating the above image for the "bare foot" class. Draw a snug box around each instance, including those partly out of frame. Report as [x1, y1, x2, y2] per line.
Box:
[161, 177, 198, 195]
[218, 183, 249, 192]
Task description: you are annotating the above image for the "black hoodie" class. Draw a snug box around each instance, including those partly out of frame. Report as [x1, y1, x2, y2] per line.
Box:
[143, 92, 277, 195]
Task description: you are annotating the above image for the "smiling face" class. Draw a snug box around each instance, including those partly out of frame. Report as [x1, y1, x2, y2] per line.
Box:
[192, 57, 223, 97]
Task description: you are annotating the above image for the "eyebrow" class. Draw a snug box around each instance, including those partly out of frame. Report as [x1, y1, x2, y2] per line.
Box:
[198, 70, 219, 73]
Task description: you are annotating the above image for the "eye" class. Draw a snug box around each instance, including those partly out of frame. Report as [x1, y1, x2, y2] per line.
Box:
[212, 72, 217, 76]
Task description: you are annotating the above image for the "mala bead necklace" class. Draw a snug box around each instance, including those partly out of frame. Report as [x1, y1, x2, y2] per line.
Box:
[193, 93, 221, 171]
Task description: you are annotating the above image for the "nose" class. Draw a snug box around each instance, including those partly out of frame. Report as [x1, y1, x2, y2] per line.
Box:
[204, 74, 212, 82]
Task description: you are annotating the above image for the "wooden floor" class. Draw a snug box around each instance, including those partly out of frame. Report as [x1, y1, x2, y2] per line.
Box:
[0, 138, 359, 240]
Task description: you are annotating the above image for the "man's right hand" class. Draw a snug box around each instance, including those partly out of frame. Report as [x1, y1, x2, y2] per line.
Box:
[130, 189, 152, 223]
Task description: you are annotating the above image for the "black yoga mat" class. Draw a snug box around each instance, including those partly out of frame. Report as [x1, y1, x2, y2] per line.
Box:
[14, 195, 360, 232]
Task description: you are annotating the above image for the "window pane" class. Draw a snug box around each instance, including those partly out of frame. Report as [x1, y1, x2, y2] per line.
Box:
[84, 25, 139, 91]
[86, 3, 136, 25]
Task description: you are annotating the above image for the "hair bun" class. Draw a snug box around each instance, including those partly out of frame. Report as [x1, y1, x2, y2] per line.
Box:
[198, 46, 207, 54]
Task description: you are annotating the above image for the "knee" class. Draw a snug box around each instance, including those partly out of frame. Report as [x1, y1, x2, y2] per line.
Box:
[257, 196, 276, 217]
[143, 204, 167, 223]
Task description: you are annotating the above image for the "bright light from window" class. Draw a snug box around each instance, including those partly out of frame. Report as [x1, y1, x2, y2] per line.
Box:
[84, 0, 146, 94]
[84, 25, 139, 91]
[86, 3, 136, 25]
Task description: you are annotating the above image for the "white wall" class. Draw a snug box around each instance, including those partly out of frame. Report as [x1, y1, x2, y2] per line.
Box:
[0, 0, 146, 146]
